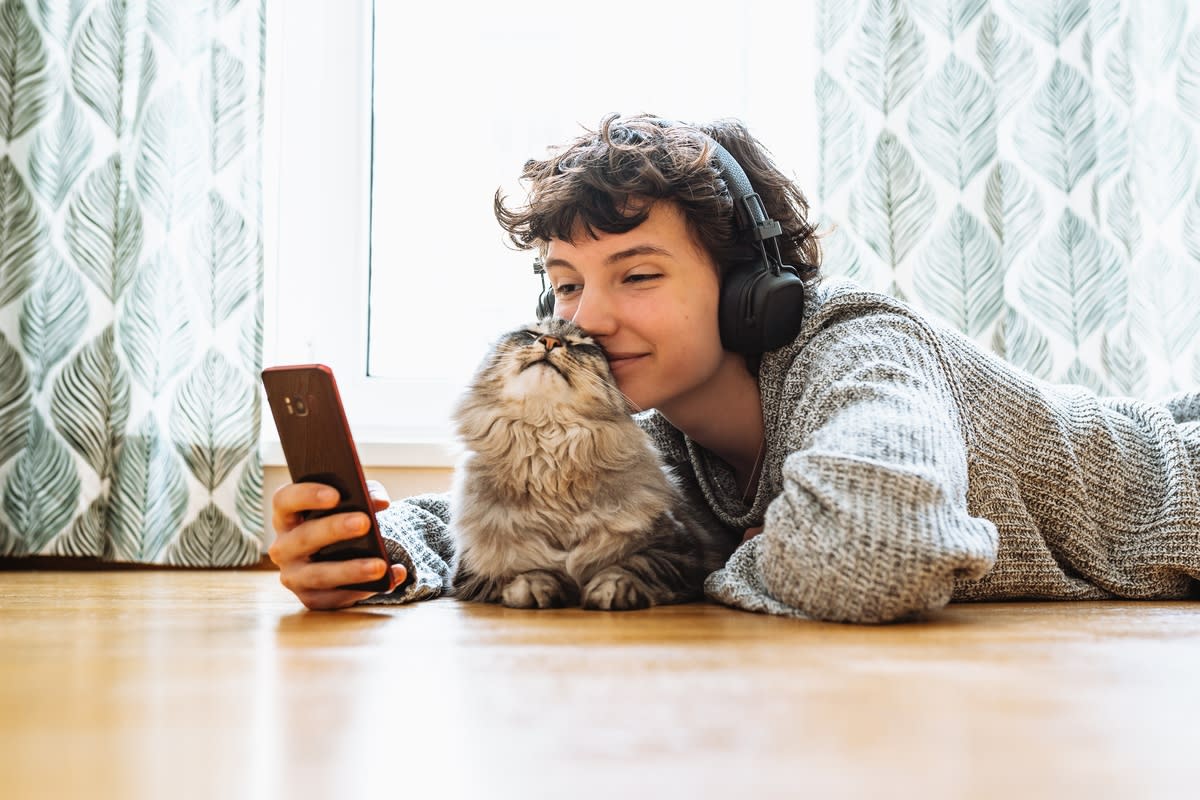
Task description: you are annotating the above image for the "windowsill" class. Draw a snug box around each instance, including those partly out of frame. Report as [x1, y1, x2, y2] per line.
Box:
[261, 438, 458, 469]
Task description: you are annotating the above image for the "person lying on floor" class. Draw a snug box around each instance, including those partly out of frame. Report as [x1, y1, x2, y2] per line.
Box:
[268, 113, 1200, 624]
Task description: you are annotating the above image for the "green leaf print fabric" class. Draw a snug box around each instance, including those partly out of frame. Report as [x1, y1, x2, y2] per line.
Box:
[817, 0, 1200, 397]
[0, 0, 265, 564]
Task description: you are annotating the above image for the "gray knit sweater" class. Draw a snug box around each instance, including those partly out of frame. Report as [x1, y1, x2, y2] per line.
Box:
[367, 279, 1200, 623]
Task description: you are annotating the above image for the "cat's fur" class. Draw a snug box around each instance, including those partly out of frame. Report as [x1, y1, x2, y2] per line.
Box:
[448, 317, 740, 610]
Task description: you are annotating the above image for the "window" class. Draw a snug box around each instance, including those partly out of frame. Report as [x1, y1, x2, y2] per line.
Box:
[265, 0, 818, 465]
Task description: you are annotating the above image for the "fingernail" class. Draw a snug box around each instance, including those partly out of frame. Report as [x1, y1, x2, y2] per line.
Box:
[343, 513, 364, 531]
[319, 487, 338, 503]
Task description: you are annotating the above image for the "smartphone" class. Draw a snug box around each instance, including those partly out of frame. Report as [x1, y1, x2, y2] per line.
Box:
[261, 364, 396, 593]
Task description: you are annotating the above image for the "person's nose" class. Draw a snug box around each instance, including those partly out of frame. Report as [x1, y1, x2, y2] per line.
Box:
[568, 286, 617, 338]
[536, 334, 562, 352]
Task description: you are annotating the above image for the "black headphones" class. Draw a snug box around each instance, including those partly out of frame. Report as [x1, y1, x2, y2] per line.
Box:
[532, 125, 806, 354]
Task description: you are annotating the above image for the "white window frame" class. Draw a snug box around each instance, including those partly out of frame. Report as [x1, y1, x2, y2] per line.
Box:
[263, 0, 820, 468]
[263, 0, 458, 467]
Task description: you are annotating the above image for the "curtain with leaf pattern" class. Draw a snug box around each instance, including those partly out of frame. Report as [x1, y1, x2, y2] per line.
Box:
[816, 0, 1200, 398]
[0, 0, 265, 564]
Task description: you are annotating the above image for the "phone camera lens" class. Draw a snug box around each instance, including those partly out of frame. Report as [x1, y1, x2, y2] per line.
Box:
[292, 397, 308, 416]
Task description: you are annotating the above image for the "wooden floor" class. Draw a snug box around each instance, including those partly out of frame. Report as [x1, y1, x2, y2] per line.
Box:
[2, 572, 1199, 800]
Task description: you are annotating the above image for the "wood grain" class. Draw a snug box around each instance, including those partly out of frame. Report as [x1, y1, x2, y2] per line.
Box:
[2, 571, 1199, 799]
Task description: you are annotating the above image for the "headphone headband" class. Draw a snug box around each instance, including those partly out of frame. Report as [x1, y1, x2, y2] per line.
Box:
[649, 119, 784, 246]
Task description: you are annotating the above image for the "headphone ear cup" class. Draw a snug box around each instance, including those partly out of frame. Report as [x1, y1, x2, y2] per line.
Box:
[719, 261, 806, 353]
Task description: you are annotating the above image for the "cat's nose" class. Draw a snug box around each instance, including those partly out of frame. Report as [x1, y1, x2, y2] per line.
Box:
[537, 334, 562, 352]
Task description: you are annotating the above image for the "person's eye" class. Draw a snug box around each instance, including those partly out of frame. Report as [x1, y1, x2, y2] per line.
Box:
[554, 283, 581, 297]
[625, 273, 661, 284]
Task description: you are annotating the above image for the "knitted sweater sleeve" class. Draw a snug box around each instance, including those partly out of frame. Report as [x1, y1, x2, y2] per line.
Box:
[358, 492, 457, 605]
[754, 313, 999, 623]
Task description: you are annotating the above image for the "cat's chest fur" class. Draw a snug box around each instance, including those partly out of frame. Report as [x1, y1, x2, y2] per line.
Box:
[450, 415, 672, 578]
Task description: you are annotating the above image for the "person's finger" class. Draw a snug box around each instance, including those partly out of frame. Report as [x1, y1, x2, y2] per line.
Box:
[272, 482, 340, 531]
[299, 511, 372, 554]
[297, 588, 378, 611]
[367, 479, 391, 511]
[284, 556, 389, 595]
[272, 511, 371, 565]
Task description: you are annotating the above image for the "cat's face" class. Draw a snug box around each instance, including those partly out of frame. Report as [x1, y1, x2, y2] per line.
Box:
[458, 317, 627, 422]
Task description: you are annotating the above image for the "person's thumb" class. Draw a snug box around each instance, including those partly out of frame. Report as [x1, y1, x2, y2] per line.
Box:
[367, 479, 391, 511]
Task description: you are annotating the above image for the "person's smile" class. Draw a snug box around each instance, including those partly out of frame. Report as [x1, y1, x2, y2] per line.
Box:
[605, 351, 650, 374]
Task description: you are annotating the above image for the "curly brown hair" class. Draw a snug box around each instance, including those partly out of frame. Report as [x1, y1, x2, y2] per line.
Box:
[493, 113, 822, 283]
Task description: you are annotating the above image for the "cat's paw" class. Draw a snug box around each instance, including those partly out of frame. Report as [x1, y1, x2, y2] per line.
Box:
[581, 567, 651, 611]
[502, 571, 569, 609]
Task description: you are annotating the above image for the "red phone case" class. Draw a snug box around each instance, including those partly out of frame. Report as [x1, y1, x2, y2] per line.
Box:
[261, 364, 396, 593]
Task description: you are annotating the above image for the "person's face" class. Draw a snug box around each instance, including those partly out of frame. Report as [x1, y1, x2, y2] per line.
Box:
[544, 200, 728, 413]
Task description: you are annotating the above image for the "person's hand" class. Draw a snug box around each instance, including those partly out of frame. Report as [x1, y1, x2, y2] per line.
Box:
[742, 525, 764, 543]
[268, 479, 406, 610]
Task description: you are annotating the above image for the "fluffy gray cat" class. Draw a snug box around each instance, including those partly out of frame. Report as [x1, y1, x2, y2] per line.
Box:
[448, 317, 739, 610]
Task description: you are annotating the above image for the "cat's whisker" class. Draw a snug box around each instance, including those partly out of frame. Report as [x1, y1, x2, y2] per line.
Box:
[608, 380, 645, 414]
[572, 365, 644, 414]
